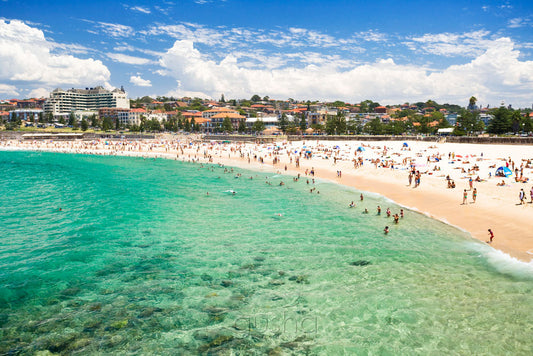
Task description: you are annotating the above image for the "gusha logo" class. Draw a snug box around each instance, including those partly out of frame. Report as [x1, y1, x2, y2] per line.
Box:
[233, 311, 318, 337]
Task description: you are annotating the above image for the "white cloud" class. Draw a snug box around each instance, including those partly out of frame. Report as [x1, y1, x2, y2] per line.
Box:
[95, 21, 134, 38]
[408, 30, 494, 57]
[107, 53, 153, 65]
[28, 87, 50, 98]
[130, 6, 151, 14]
[508, 17, 531, 28]
[159, 39, 533, 107]
[130, 75, 152, 87]
[0, 20, 110, 87]
[0, 83, 18, 96]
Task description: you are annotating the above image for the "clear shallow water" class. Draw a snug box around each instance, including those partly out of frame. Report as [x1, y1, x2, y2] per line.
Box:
[0, 151, 532, 355]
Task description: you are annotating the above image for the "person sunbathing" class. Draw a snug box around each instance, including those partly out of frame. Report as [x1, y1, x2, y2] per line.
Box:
[496, 180, 506, 186]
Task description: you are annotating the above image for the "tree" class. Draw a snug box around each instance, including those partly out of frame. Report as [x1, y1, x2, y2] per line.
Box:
[511, 110, 522, 133]
[252, 119, 265, 133]
[299, 114, 307, 131]
[184, 118, 191, 132]
[102, 117, 113, 131]
[364, 118, 383, 135]
[278, 113, 289, 133]
[190, 117, 196, 132]
[523, 115, 533, 133]
[90, 114, 98, 128]
[455, 110, 484, 135]
[46, 112, 54, 123]
[251, 94, 261, 102]
[487, 107, 512, 134]
[325, 111, 346, 135]
[468, 96, 477, 110]
[80, 118, 88, 131]
[222, 116, 233, 132]
[220, 94, 225, 103]
[238, 119, 247, 133]
[68, 112, 76, 126]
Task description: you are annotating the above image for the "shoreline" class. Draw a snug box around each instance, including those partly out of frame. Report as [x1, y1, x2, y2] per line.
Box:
[2, 138, 533, 263]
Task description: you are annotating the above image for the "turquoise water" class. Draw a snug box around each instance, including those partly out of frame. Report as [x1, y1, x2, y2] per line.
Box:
[0, 151, 532, 355]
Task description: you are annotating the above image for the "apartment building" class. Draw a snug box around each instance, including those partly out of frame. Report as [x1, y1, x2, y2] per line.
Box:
[44, 86, 129, 115]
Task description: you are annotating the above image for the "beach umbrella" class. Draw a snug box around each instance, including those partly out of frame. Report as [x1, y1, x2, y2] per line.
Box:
[495, 166, 512, 177]
[357, 146, 365, 152]
[403, 142, 408, 147]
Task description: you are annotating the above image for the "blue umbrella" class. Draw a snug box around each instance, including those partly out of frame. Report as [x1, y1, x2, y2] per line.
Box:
[495, 166, 512, 177]
[403, 142, 409, 147]
[357, 146, 365, 152]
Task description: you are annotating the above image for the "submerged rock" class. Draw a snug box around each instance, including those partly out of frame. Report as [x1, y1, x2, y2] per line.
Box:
[288, 275, 309, 284]
[350, 260, 371, 266]
[138, 307, 163, 318]
[201, 274, 213, 282]
[220, 280, 233, 287]
[60, 287, 81, 297]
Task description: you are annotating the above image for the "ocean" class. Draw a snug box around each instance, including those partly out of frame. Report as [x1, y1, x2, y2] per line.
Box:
[0, 151, 532, 355]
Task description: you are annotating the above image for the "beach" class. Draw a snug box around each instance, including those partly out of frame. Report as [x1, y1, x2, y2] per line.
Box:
[2, 136, 533, 263]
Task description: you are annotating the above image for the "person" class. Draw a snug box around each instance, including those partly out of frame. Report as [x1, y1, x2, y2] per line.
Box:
[488, 229, 494, 243]
[384, 226, 389, 234]
[519, 189, 525, 204]
[363, 208, 369, 214]
[462, 189, 468, 205]
[386, 208, 391, 217]
[349, 201, 355, 208]
[496, 180, 505, 186]
[360, 193, 364, 201]
[393, 214, 399, 224]
[469, 177, 473, 190]
[472, 188, 477, 203]
[530, 186, 533, 203]
[400, 209, 404, 218]
[377, 206, 381, 215]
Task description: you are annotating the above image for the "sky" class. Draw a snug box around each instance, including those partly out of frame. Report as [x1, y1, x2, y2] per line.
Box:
[0, 0, 532, 108]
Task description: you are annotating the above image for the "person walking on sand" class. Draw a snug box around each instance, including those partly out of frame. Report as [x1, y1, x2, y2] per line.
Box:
[472, 188, 477, 203]
[530, 186, 533, 203]
[469, 177, 473, 190]
[519, 189, 525, 204]
[462, 189, 468, 205]
[488, 229, 494, 243]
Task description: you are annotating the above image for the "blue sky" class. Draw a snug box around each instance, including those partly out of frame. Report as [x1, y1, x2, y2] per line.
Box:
[0, 0, 532, 107]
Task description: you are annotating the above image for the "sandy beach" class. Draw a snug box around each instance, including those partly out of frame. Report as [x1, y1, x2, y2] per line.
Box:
[2, 136, 533, 263]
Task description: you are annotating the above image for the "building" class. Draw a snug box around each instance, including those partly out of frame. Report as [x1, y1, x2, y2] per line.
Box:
[8, 109, 44, 122]
[44, 86, 129, 115]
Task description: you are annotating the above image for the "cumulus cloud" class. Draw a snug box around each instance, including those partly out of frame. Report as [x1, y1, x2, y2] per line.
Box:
[28, 87, 50, 98]
[159, 38, 533, 107]
[107, 53, 153, 65]
[0, 20, 110, 87]
[130, 75, 152, 87]
[0, 83, 19, 96]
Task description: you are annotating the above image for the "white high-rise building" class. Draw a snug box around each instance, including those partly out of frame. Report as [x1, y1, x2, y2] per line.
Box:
[44, 86, 129, 115]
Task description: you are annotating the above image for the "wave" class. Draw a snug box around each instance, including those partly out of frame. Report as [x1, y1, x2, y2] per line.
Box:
[468, 242, 533, 280]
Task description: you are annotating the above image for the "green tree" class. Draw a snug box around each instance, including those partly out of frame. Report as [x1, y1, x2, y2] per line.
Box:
[184, 118, 191, 132]
[190, 117, 196, 132]
[251, 94, 261, 102]
[80, 118, 88, 131]
[102, 117, 113, 131]
[364, 118, 383, 135]
[68, 112, 76, 126]
[487, 107, 512, 134]
[46, 112, 54, 123]
[238, 119, 247, 133]
[523, 116, 533, 133]
[251, 119, 265, 133]
[222, 116, 233, 132]
[90, 114, 98, 128]
[468, 96, 477, 109]
[299, 114, 307, 131]
[220, 94, 225, 103]
[511, 110, 523, 133]
[278, 113, 289, 133]
[455, 110, 484, 135]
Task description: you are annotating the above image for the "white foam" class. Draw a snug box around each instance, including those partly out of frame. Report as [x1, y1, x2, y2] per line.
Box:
[468, 242, 533, 279]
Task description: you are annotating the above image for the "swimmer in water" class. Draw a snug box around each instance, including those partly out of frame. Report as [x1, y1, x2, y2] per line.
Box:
[384, 226, 389, 234]
[363, 208, 369, 214]
[349, 201, 355, 208]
